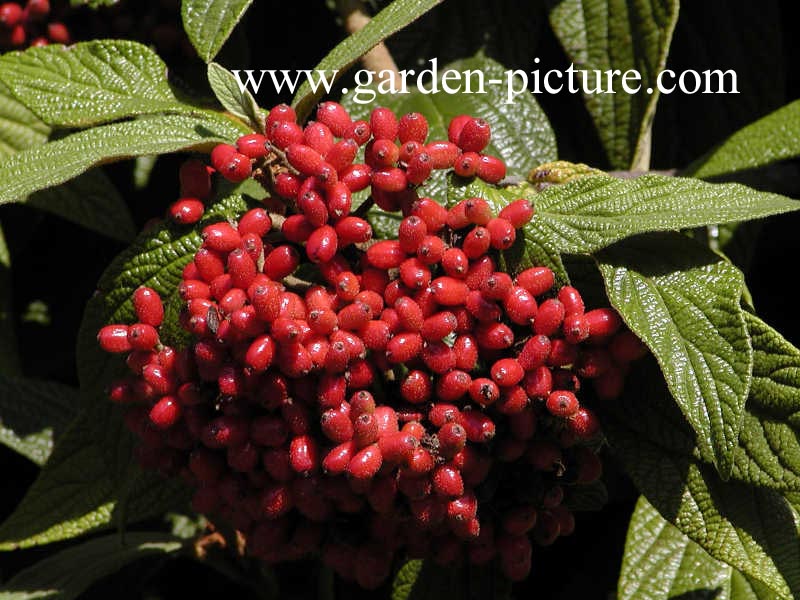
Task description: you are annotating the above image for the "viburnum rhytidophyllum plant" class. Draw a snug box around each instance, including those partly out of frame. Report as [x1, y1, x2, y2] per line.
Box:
[98, 102, 649, 587]
[2, 3, 800, 597]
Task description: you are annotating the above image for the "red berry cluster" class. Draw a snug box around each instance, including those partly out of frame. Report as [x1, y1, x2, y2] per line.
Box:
[98, 102, 648, 587]
[0, 0, 69, 49]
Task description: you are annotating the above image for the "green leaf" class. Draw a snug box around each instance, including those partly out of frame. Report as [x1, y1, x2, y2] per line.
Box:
[0, 41, 192, 128]
[684, 100, 800, 180]
[0, 80, 49, 159]
[606, 419, 800, 599]
[0, 532, 183, 600]
[292, 0, 445, 120]
[0, 113, 246, 205]
[24, 170, 136, 243]
[345, 54, 557, 188]
[447, 176, 569, 286]
[181, 0, 253, 63]
[597, 232, 751, 476]
[207, 62, 264, 131]
[532, 174, 800, 255]
[392, 560, 423, 600]
[547, 0, 679, 169]
[619, 496, 733, 600]
[0, 221, 20, 376]
[721, 313, 800, 492]
[0, 402, 189, 550]
[0, 377, 78, 466]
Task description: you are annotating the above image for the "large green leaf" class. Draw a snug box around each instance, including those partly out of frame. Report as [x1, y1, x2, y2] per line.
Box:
[0, 113, 246, 206]
[597, 233, 751, 477]
[606, 419, 800, 599]
[0, 41, 191, 128]
[532, 174, 799, 255]
[619, 496, 778, 600]
[292, 0, 444, 120]
[722, 313, 800, 491]
[207, 62, 264, 132]
[684, 100, 800, 180]
[0, 532, 183, 600]
[0, 401, 189, 550]
[0, 81, 49, 159]
[619, 496, 733, 600]
[547, 0, 679, 170]
[182, 0, 254, 63]
[23, 170, 136, 243]
[344, 53, 557, 199]
[0, 377, 78, 466]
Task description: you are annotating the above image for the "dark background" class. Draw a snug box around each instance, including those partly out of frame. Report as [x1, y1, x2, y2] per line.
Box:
[1, 0, 798, 597]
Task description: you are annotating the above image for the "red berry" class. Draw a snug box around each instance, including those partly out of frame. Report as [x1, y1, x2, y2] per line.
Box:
[303, 121, 335, 156]
[585, 307, 623, 339]
[265, 103, 296, 131]
[406, 152, 433, 186]
[398, 112, 428, 144]
[132, 286, 164, 327]
[457, 118, 491, 152]
[490, 358, 525, 387]
[346, 120, 371, 145]
[499, 198, 535, 228]
[169, 198, 204, 224]
[386, 332, 423, 364]
[448, 115, 472, 144]
[400, 370, 432, 404]
[202, 222, 241, 252]
[432, 465, 464, 497]
[563, 314, 591, 344]
[486, 217, 516, 250]
[372, 167, 407, 192]
[236, 133, 269, 159]
[348, 443, 383, 479]
[179, 159, 212, 199]
[98, 324, 132, 353]
[289, 434, 319, 474]
[370, 107, 399, 140]
[286, 143, 324, 176]
[476, 154, 506, 183]
[149, 396, 181, 429]
[558, 286, 585, 316]
[411, 197, 448, 233]
[546, 390, 580, 418]
[366, 240, 405, 269]
[269, 120, 304, 149]
[534, 298, 566, 336]
[128, 323, 159, 351]
[238, 208, 272, 237]
[430, 277, 468, 306]
[0, 3, 23, 27]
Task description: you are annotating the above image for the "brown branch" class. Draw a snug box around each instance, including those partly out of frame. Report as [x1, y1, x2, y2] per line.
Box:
[336, 0, 401, 86]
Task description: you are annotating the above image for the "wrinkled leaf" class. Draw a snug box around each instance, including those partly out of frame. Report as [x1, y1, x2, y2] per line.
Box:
[619, 496, 733, 600]
[0, 113, 246, 205]
[0, 41, 190, 128]
[547, 0, 679, 169]
[607, 418, 800, 599]
[182, 0, 253, 63]
[597, 233, 751, 476]
[533, 174, 799, 254]
[0, 80, 49, 159]
[207, 62, 264, 131]
[685, 100, 800, 180]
